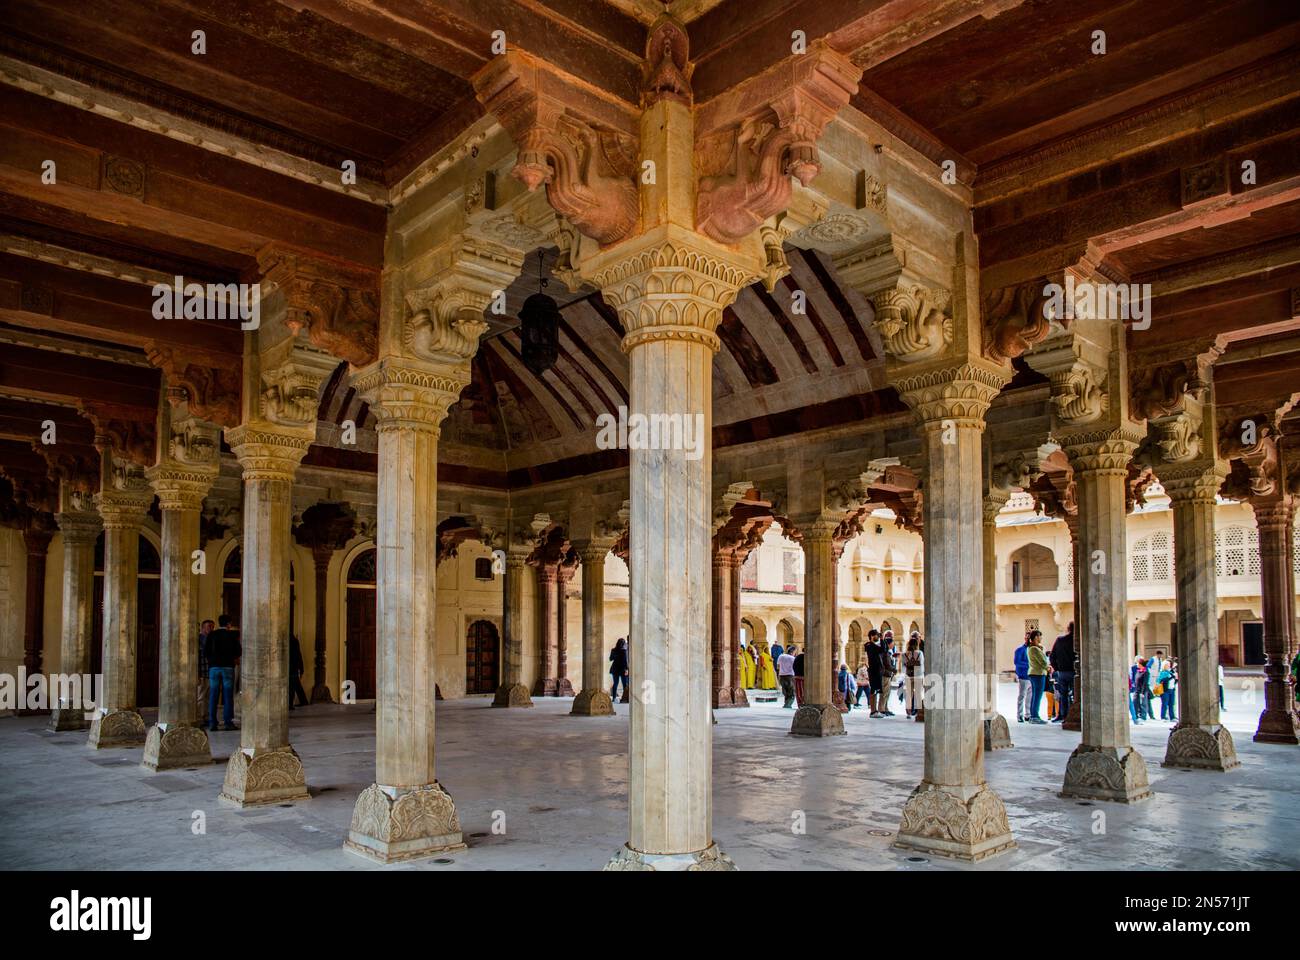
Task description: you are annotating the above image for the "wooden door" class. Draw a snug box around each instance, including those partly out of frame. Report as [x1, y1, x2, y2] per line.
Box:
[346, 587, 377, 700]
[465, 620, 499, 694]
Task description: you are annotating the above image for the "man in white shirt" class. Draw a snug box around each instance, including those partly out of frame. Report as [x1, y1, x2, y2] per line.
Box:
[776, 647, 797, 709]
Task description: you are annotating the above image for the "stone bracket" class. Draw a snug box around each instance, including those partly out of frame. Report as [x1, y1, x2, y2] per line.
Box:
[258, 244, 380, 368]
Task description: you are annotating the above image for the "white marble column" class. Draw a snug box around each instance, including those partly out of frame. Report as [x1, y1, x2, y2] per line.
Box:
[1163, 469, 1238, 769]
[218, 428, 312, 805]
[792, 520, 844, 736]
[1250, 497, 1299, 744]
[983, 497, 1013, 750]
[50, 505, 100, 731]
[344, 358, 465, 861]
[493, 550, 533, 708]
[87, 465, 151, 749]
[572, 545, 614, 716]
[1060, 438, 1152, 801]
[893, 366, 1015, 861]
[142, 431, 218, 771]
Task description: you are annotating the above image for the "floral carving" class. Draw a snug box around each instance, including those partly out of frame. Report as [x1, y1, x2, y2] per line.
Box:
[896, 784, 1015, 861]
[1163, 723, 1239, 771]
[1061, 745, 1152, 802]
[220, 747, 309, 805]
[346, 783, 463, 861]
[142, 725, 212, 770]
[88, 708, 145, 747]
[869, 283, 953, 364]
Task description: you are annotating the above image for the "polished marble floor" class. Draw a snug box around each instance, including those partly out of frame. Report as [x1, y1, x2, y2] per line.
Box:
[1, 680, 1295, 871]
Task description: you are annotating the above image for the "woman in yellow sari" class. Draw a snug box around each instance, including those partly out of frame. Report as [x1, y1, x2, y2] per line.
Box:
[740, 645, 756, 688]
[756, 647, 777, 689]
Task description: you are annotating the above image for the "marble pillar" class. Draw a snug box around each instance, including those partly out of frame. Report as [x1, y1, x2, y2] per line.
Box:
[143, 456, 216, 771]
[572, 545, 614, 716]
[555, 561, 576, 697]
[728, 554, 748, 707]
[791, 521, 844, 736]
[532, 564, 559, 698]
[493, 552, 533, 708]
[1250, 498, 1299, 744]
[893, 368, 1014, 861]
[1062, 518, 1083, 732]
[983, 499, 1013, 750]
[1060, 439, 1152, 802]
[345, 359, 465, 861]
[18, 525, 53, 715]
[50, 509, 100, 731]
[710, 551, 734, 708]
[218, 428, 311, 805]
[1163, 471, 1238, 769]
[87, 473, 151, 749]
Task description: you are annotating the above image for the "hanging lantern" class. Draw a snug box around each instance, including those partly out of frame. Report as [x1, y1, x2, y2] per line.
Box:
[520, 251, 560, 376]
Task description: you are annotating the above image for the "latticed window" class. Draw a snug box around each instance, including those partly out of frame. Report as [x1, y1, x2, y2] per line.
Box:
[1131, 531, 1171, 582]
[1215, 526, 1258, 578]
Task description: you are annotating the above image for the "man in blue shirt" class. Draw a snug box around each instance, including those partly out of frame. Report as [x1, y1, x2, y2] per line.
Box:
[1014, 633, 1032, 722]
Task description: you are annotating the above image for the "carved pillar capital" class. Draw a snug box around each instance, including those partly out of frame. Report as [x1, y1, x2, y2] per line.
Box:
[1060, 430, 1143, 477]
[1160, 461, 1228, 505]
[56, 509, 102, 545]
[890, 359, 1011, 429]
[148, 412, 221, 510]
[224, 426, 312, 483]
[351, 358, 467, 435]
[583, 225, 759, 352]
[94, 458, 152, 529]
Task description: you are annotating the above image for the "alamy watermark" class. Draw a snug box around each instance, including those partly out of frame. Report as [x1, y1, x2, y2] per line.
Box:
[1042, 275, 1152, 330]
[152, 276, 261, 330]
[595, 405, 705, 461]
[0, 669, 100, 714]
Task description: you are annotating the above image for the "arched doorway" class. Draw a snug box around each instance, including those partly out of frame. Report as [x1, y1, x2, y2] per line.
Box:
[1007, 542, 1059, 592]
[465, 620, 500, 694]
[221, 545, 298, 633]
[90, 533, 161, 709]
[345, 548, 377, 700]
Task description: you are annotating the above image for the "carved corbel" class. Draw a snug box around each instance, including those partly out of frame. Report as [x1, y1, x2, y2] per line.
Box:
[695, 43, 861, 245]
[31, 444, 100, 494]
[868, 282, 953, 364]
[1046, 362, 1108, 426]
[1219, 412, 1280, 497]
[167, 416, 221, 469]
[146, 343, 241, 428]
[79, 400, 157, 467]
[258, 246, 379, 368]
[982, 280, 1051, 364]
[473, 52, 639, 247]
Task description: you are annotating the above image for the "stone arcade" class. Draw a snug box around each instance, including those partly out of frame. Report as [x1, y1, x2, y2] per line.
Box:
[0, 0, 1298, 871]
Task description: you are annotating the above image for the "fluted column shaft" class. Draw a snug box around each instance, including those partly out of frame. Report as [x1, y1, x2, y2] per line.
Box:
[983, 498, 1012, 749]
[1059, 438, 1151, 802]
[572, 546, 614, 716]
[728, 554, 747, 707]
[1251, 499, 1299, 744]
[533, 564, 559, 697]
[51, 512, 100, 730]
[1162, 476, 1238, 769]
[87, 479, 151, 749]
[710, 552, 732, 708]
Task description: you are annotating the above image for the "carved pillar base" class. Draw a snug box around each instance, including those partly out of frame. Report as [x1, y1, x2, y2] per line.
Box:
[554, 678, 576, 698]
[1060, 744, 1152, 803]
[532, 678, 557, 698]
[142, 723, 212, 771]
[832, 689, 850, 713]
[789, 703, 846, 737]
[344, 781, 464, 863]
[1162, 723, 1240, 771]
[894, 782, 1016, 862]
[49, 708, 89, 732]
[1062, 692, 1082, 731]
[713, 686, 735, 708]
[219, 746, 310, 807]
[1253, 707, 1300, 745]
[87, 708, 146, 749]
[571, 688, 615, 716]
[604, 842, 736, 872]
[984, 714, 1013, 751]
[309, 683, 334, 705]
[492, 683, 534, 708]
